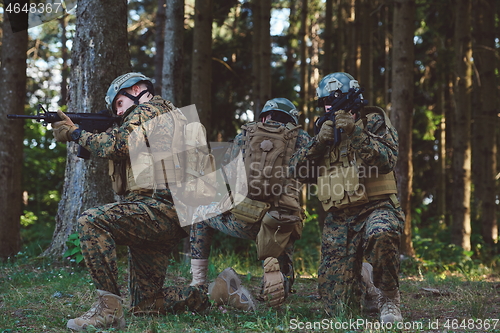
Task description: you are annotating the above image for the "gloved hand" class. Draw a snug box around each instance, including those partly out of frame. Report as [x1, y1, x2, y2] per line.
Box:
[52, 110, 78, 142]
[335, 110, 355, 135]
[318, 120, 335, 144]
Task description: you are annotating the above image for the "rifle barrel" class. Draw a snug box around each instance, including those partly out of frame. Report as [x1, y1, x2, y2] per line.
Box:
[7, 114, 44, 119]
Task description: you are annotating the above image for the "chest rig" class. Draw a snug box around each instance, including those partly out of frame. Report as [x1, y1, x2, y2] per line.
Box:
[316, 108, 398, 211]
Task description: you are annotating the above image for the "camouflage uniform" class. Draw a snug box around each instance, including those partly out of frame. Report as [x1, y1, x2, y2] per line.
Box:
[190, 120, 311, 279]
[76, 96, 208, 311]
[290, 110, 405, 315]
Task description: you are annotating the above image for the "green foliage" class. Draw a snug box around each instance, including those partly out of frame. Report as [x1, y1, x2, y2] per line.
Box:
[62, 233, 84, 265]
[293, 209, 321, 276]
[2, 253, 500, 333]
[402, 215, 500, 277]
[20, 107, 66, 256]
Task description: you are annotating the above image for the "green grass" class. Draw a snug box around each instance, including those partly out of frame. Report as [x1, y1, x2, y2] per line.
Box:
[1, 250, 500, 333]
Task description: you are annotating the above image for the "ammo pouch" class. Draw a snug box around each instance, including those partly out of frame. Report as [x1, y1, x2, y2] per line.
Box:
[256, 210, 301, 260]
[317, 163, 369, 211]
[109, 160, 127, 195]
[220, 193, 271, 224]
[176, 121, 218, 206]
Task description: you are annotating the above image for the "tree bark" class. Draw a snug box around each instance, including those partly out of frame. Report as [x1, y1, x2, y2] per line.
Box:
[472, 0, 497, 245]
[154, 0, 166, 94]
[162, 0, 184, 106]
[436, 70, 447, 222]
[43, 0, 131, 259]
[451, 0, 472, 251]
[59, 16, 69, 107]
[390, 0, 415, 257]
[359, 0, 373, 104]
[284, 0, 299, 81]
[336, 0, 349, 72]
[259, 0, 272, 104]
[191, 0, 213, 130]
[323, 0, 333, 74]
[298, 0, 308, 116]
[0, 13, 28, 259]
[252, 0, 262, 115]
[383, 4, 391, 108]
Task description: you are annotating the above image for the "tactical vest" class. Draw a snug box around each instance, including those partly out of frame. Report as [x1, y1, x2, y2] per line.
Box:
[240, 121, 301, 213]
[317, 107, 398, 211]
[109, 106, 188, 195]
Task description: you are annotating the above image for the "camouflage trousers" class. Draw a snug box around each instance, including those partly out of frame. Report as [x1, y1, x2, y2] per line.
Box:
[190, 203, 295, 276]
[77, 191, 208, 310]
[318, 198, 405, 315]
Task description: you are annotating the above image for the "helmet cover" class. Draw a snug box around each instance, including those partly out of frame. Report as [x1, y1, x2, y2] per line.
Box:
[316, 72, 359, 99]
[259, 98, 299, 125]
[105, 72, 153, 111]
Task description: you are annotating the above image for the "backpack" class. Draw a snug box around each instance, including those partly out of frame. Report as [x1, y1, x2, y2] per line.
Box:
[240, 121, 302, 211]
[237, 121, 304, 260]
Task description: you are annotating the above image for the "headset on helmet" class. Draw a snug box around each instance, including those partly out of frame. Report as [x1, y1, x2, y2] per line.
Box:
[259, 98, 299, 125]
[105, 72, 154, 112]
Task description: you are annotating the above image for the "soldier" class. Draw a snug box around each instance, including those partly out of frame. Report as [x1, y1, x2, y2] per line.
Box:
[51, 72, 254, 331]
[290, 72, 405, 322]
[189, 98, 312, 308]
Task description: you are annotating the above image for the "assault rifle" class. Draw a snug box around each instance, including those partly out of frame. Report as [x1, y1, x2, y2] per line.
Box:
[313, 87, 368, 146]
[7, 104, 121, 159]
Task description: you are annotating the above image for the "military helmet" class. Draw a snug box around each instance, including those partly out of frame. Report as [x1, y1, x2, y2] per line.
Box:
[105, 72, 153, 111]
[259, 98, 299, 125]
[316, 72, 359, 99]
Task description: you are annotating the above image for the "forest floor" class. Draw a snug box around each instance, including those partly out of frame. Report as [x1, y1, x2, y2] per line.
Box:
[1, 256, 500, 333]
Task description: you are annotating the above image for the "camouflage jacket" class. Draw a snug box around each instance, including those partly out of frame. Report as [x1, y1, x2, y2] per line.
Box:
[76, 95, 177, 200]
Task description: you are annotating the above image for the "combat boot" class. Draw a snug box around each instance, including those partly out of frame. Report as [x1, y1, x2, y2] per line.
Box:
[67, 290, 125, 331]
[378, 289, 403, 323]
[209, 267, 256, 311]
[259, 257, 285, 307]
[361, 262, 381, 313]
[190, 258, 209, 286]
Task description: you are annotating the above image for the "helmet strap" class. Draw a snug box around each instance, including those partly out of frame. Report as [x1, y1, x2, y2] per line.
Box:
[121, 89, 150, 106]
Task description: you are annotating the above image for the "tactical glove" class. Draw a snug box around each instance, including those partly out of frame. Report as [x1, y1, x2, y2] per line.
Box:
[317, 120, 335, 144]
[335, 110, 355, 135]
[53, 110, 78, 142]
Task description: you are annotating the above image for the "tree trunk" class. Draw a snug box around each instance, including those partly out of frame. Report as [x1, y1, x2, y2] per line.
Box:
[390, 0, 415, 257]
[59, 16, 69, 107]
[436, 70, 446, 222]
[335, 0, 346, 72]
[0, 14, 28, 259]
[154, 0, 166, 94]
[383, 4, 391, 108]
[298, 0, 308, 116]
[451, 0, 472, 251]
[259, 0, 272, 104]
[359, 0, 372, 103]
[162, 0, 184, 106]
[252, 0, 262, 115]
[472, 0, 497, 245]
[191, 0, 213, 131]
[345, 0, 357, 74]
[43, 0, 131, 259]
[308, 12, 320, 133]
[323, 0, 333, 74]
[284, 0, 299, 81]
